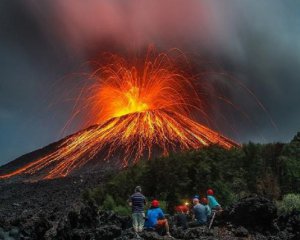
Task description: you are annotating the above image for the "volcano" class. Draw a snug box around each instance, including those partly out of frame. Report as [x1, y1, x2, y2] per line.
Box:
[0, 109, 238, 181]
[0, 49, 240, 181]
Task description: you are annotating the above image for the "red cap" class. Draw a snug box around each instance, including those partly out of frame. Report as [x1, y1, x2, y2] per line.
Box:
[201, 197, 208, 205]
[151, 199, 159, 207]
[207, 189, 214, 195]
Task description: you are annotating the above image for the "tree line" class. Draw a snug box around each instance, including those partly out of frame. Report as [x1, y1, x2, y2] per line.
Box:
[82, 132, 300, 214]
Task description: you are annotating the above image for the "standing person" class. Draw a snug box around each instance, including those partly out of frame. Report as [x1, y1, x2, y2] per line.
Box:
[128, 186, 146, 234]
[145, 200, 172, 237]
[190, 198, 209, 227]
[206, 189, 222, 210]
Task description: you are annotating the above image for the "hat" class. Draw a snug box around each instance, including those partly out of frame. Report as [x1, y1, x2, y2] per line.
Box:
[193, 194, 200, 199]
[151, 199, 159, 207]
[201, 197, 208, 205]
[207, 189, 214, 195]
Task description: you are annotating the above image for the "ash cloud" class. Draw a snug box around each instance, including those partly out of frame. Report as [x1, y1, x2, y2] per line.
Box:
[1, 0, 300, 165]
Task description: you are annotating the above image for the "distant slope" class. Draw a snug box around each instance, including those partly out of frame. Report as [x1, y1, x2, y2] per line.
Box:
[0, 110, 238, 181]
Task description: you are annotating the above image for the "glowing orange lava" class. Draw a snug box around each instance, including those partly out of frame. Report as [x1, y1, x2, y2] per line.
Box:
[0, 50, 239, 180]
[80, 51, 202, 126]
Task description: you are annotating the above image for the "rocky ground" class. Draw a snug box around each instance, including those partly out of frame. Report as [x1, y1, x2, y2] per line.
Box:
[0, 176, 299, 240]
[0, 171, 109, 235]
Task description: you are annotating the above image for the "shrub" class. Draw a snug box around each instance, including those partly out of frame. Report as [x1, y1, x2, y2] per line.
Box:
[277, 194, 300, 215]
[210, 181, 237, 206]
[102, 194, 116, 210]
[114, 205, 131, 216]
[89, 186, 106, 205]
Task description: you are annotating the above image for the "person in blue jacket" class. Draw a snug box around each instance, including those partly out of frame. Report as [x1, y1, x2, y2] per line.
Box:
[190, 197, 209, 227]
[145, 200, 172, 237]
[207, 189, 222, 210]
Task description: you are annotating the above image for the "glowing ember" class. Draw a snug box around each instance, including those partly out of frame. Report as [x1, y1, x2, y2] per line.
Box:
[0, 50, 238, 180]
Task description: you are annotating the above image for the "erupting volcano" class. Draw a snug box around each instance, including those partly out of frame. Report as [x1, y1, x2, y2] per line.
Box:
[0, 50, 238, 180]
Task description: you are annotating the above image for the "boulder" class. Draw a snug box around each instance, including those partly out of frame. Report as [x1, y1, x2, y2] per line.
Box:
[226, 196, 277, 231]
[277, 210, 300, 239]
[139, 231, 163, 240]
[95, 225, 122, 239]
[9, 227, 20, 238]
[78, 202, 99, 228]
[233, 226, 249, 237]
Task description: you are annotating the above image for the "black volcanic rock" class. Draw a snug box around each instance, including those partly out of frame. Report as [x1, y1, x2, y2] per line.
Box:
[277, 210, 300, 240]
[233, 226, 249, 237]
[0, 174, 299, 240]
[226, 196, 278, 231]
[1, 197, 300, 239]
[55, 203, 129, 240]
[21, 215, 52, 239]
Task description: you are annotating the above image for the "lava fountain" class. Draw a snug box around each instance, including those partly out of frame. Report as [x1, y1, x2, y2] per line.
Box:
[0, 50, 238, 180]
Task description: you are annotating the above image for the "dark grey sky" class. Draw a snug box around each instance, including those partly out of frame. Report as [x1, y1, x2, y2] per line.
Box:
[1, 0, 300, 166]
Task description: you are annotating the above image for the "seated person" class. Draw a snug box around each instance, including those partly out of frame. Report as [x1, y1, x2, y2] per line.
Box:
[145, 200, 171, 237]
[200, 197, 211, 217]
[189, 198, 209, 227]
[193, 194, 200, 200]
[207, 189, 222, 211]
[174, 205, 189, 229]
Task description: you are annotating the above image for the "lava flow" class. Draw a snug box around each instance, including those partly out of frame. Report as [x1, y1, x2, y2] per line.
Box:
[0, 50, 238, 180]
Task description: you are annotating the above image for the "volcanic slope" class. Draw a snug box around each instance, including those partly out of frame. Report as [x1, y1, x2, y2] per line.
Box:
[0, 110, 238, 181]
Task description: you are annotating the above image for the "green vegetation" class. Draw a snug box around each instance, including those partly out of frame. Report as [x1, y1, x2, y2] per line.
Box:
[277, 194, 300, 214]
[82, 132, 300, 214]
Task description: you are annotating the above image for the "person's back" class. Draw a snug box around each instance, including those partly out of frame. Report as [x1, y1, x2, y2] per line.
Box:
[174, 205, 188, 229]
[130, 191, 146, 213]
[145, 200, 172, 237]
[207, 189, 221, 210]
[201, 197, 211, 217]
[207, 195, 219, 209]
[145, 206, 164, 229]
[193, 203, 208, 224]
[128, 186, 146, 233]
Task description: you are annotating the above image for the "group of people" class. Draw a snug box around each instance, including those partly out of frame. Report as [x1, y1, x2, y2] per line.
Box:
[128, 186, 221, 238]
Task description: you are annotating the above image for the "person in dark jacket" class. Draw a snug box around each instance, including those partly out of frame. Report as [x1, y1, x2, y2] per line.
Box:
[174, 205, 189, 229]
[128, 186, 146, 233]
[200, 197, 211, 218]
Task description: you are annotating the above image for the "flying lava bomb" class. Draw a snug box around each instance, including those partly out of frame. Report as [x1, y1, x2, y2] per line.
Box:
[0, 49, 238, 180]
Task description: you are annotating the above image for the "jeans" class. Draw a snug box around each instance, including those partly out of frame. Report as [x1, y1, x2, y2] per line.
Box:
[132, 212, 145, 232]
